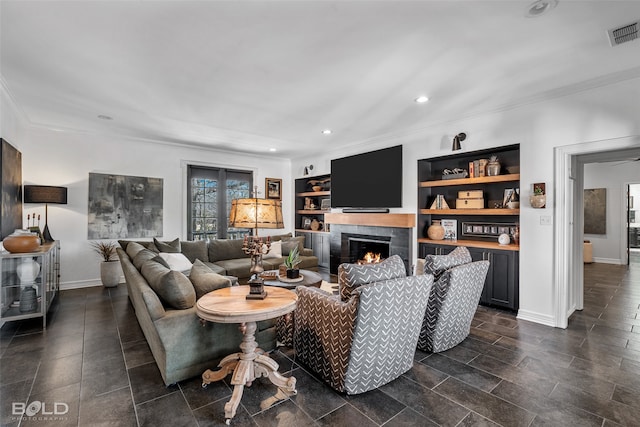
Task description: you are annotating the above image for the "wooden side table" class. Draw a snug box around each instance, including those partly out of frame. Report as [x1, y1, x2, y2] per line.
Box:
[196, 286, 298, 424]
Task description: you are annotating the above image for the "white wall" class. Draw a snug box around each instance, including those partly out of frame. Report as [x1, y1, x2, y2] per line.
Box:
[4, 104, 292, 287]
[292, 76, 640, 326]
[584, 162, 640, 263]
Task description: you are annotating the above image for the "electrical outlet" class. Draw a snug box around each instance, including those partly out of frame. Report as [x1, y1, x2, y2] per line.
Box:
[540, 215, 552, 226]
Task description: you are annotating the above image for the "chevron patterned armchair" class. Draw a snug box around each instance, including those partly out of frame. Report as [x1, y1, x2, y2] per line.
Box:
[293, 255, 433, 395]
[417, 247, 490, 353]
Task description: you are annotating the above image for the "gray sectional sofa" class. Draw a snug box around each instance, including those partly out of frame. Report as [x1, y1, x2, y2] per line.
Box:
[117, 233, 317, 386]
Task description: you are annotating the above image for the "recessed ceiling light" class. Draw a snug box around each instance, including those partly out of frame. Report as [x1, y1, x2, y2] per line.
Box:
[97, 115, 113, 120]
[415, 96, 429, 103]
[526, 0, 558, 17]
[269, 148, 277, 152]
[321, 129, 332, 135]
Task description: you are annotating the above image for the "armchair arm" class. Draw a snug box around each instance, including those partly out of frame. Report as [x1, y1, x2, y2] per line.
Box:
[293, 286, 359, 392]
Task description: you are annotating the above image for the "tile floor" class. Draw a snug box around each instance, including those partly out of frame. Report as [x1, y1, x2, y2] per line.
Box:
[1, 254, 639, 426]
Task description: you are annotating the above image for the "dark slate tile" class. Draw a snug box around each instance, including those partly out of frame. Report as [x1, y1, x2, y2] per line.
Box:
[136, 391, 196, 427]
[456, 411, 501, 427]
[0, 379, 31, 427]
[495, 337, 574, 369]
[2, 332, 46, 356]
[550, 383, 640, 426]
[569, 356, 640, 393]
[468, 327, 501, 344]
[434, 377, 535, 427]
[180, 375, 231, 411]
[0, 350, 42, 385]
[344, 387, 405, 425]
[80, 352, 129, 399]
[315, 402, 376, 427]
[128, 361, 178, 404]
[612, 384, 640, 407]
[253, 399, 316, 427]
[438, 343, 481, 364]
[384, 407, 439, 427]
[403, 360, 449, 389]
[458, 337, 525, 366]
[468, 354, 557, 396]
[476, 321, 544, 344]
[289, 367, 346, 420]
[78, 385, 136, 427]
[193, 398, 258, 427]
[379, 375, 469, 427]
[21, 382, 80, 427]
[31, 353, 82, 394]
[122, 339, 155, 369]
[491, 379, 603, 427]
[421, 353, 501, 392]
[224, 375, 296, 417]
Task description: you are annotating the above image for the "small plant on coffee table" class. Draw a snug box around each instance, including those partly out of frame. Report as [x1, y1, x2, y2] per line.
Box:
[284, 246, 301, 279]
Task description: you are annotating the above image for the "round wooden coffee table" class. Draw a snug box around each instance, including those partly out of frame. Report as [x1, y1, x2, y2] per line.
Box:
[196, 286, 298, 424]
[261, 269, 322, 289]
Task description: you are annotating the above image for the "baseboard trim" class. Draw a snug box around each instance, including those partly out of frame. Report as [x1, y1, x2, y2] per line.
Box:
[592, 257, 623, 265]
[516, 309, 556, 327]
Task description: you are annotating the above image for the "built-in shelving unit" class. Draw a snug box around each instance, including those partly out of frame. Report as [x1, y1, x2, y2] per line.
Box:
[294, 174, 331, 268]
[417, 144, 520, 311]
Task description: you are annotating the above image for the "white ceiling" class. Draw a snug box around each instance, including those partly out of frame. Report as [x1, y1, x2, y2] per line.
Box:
[2, 1, 640, 158]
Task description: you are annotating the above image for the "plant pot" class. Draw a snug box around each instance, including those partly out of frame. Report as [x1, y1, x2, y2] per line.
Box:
[426, 220, 445, 240]
[100, 260, 121, 287]
[530, 194, 546, 209]
[487, 162, 501, 176]
[286, 269, 300, 279]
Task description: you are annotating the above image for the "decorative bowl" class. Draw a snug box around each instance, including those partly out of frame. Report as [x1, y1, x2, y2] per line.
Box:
[312, 185, 323, 192]
[3, 233, 41, 253]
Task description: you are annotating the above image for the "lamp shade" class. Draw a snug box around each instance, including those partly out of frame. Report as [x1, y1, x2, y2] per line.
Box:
[24, 185, 68, 204]
[229, 198, 284, 229]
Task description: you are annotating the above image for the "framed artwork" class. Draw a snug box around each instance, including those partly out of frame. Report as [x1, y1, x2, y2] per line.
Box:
[266, 178, 282, 200]
[502, 189, 515, 207]
[0, 139, 23, 239]
[320, 199, 331, 210]
[584, 188, 606, 234]
[302, 217, 312, 229]
[88, 173, 163, 239]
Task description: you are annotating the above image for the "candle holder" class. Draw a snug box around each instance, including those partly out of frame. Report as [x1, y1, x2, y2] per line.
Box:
[242, 235, 272, 300]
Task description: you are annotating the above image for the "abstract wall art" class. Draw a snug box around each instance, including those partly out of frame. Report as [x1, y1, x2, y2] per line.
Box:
[584, 188, 606, 235]
[88, 173, 163, 239]
[1, 139, 23, 239]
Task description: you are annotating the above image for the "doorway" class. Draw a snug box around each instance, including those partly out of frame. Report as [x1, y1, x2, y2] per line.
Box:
[555, 137, 640, 328]
[629, 184, 640, 261]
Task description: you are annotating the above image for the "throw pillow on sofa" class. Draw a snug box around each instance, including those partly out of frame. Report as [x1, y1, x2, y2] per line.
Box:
[159, 252, 193, 272]
[153, 237, 181, 253]
[189, 259, 232, 299]
[126, 241, 147, 260]
[423, 246, 472, 279]
[282, 236, 304, 256]
[338, 254, 407, 301]
[263, 240, 282, 259]
[140, 259, 196, 309]
[133, 248, 170, 270]
[180, 240, 208, 263]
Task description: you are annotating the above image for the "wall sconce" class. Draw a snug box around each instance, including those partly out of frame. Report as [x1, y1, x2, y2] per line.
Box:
[303, 165, 314, 176]
[452, 133, 466, 151]
[530, 182, 546, 208]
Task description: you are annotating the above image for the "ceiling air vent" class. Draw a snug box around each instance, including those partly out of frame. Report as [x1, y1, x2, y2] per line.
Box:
[608, 21, 639, 46]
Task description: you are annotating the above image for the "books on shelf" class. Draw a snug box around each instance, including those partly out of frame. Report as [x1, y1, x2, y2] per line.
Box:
[429, 194, 449, 209]
[441, 219, 457, 240]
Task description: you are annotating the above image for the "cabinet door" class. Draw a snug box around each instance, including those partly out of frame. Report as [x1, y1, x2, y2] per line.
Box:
[312, 233, 330, 268]
[419, 243, 455, 257]
[486, 250, 519, 310]
[466, 247, 491, 304]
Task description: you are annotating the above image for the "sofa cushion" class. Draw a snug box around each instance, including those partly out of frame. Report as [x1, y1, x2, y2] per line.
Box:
[180, 240, 209, 263]
[126, 241, 147, 259]
[121, 240, 157, 252]
[282, 236, 305, 256]
[263, 240, 282, 259]
[213, 258, 253, 279]
[159, 252, 193, 272]
[338, 254, 407, 301]
[133, 248, 160, 270]
[208, 239, 250, 262]
[423, 246, 472, 279]
[189, 259, 232, 299]
[200, 261, 227, 275]
[140, 260, 196, 309]
[269, 232, 293, 242]
[153, 237, 181, 253]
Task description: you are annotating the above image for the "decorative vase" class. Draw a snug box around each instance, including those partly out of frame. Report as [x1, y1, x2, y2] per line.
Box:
[512, 225, 520, 245]
[100, 260, 121, 287]
[16, 258, 41, 286]
[427, 220, 445, 240]
[286, 269, 300, 279]
[530, 194, 546, 208]
[19, 286, 38, 312]
[3, 232, 40, 253]
[487, 161, 501, 176]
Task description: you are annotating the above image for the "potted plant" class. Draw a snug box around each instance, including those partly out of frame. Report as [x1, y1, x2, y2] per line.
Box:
[91, 241, 120, 287]
[283, 246, 301, 279]
[530, 185, 546, 208]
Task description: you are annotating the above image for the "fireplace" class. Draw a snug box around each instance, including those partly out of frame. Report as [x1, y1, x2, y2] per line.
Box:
[347, 235, 391, 264]
[326, 213, 415, 276]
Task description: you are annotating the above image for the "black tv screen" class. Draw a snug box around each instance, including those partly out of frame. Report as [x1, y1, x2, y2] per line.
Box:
[331, 145, 403, 209]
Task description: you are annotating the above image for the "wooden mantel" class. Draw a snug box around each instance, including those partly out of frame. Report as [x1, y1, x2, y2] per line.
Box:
[324, 213, 415, 228]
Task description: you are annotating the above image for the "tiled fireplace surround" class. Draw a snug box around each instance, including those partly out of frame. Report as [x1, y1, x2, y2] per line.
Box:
[326, 213, 415, 276]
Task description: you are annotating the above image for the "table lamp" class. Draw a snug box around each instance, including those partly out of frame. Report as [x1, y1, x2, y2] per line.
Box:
[23, 185, 68, 242]
[229, 196, 284, 299]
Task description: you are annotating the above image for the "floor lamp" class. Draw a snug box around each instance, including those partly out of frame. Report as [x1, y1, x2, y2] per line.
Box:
[229, 196, 284, 299]
[23, 185, 68, 242]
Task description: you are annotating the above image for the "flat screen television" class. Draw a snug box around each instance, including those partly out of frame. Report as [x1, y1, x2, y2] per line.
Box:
[331, 145, 402, 209]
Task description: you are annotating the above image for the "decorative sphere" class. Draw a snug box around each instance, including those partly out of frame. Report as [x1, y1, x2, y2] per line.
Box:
[498, 233, 511, 245]
[427, 221, 445, 240]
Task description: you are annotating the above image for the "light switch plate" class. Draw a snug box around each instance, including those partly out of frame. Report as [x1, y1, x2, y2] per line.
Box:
[540, 215, 552, 226]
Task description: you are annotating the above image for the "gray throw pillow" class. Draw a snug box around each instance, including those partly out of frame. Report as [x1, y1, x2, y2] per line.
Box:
[282, 236, 305, 256]
[140, 259, 196, 310]
[189, 259, 232, 299]
[126, 241, 146, 260]
[338, 254, 407, 301]
[133, 248, 160, 270]
[153, 237, 181, 253]
[423, 246, 471, 279]
[180, 240, 208, 263]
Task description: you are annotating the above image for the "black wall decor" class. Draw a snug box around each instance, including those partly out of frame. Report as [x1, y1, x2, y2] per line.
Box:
[0, 139, 23, 239]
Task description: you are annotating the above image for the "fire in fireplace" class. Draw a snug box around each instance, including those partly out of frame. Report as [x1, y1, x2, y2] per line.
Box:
[348, 236, 390, 265]
[359, 252, 382, 264]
